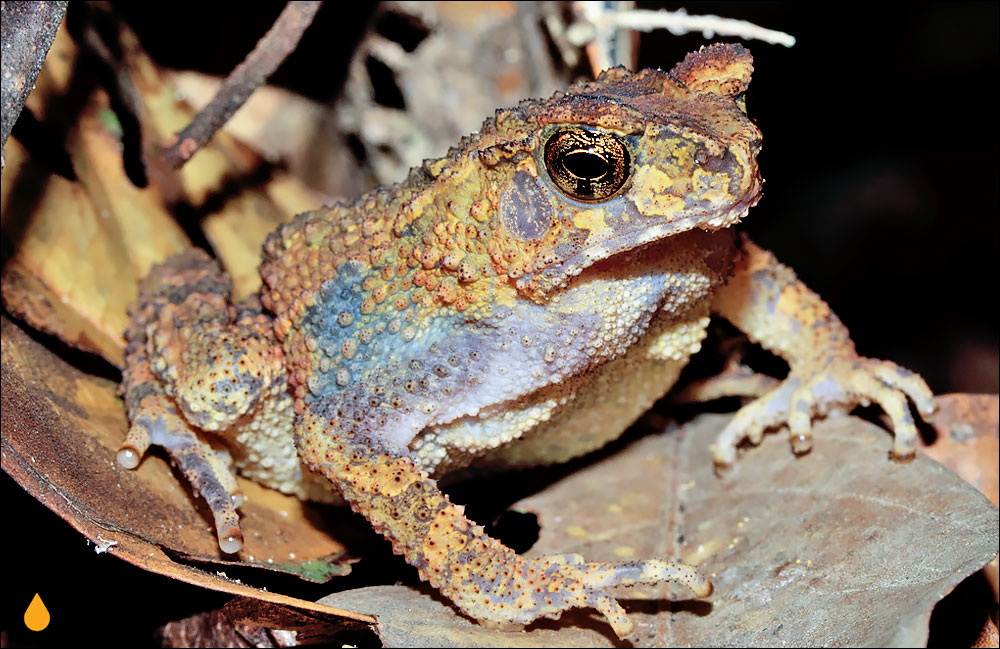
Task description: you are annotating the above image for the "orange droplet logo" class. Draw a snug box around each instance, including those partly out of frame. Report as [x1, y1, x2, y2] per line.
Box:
[24, 593, 50, 632]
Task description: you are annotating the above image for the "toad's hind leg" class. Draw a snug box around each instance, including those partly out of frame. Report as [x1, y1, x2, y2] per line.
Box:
[118, 388, 244, 553]
[296, 408, 710, 639]
[119, 250, 286, 553]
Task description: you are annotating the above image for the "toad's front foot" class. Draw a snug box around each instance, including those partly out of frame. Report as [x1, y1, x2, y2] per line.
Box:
[710, 354, 936, 467]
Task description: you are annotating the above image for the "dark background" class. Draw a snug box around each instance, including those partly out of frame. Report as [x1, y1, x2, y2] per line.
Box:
[634, 2, 998, 397]
[3, 2, 997, 646]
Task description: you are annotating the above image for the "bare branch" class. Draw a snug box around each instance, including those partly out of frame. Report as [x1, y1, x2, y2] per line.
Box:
[570, 2, 795, 72]
[163, 1, 322, 169]
[607, 8, 795, 47]
[0, 1, 69, 174]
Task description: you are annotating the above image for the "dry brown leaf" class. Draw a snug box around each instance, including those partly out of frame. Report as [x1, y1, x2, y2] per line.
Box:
[1, 316, 362, 594]
[115, 23, 325, 298]
[1, 231, 127, 367]
[263, 170, 327, 220]
[1, 24, 189, 367]
[201, 191, 293, 301]
[2, 22, 327, 363]
[1, 133, 184, 366]
[922, 393, 999, 506]
[158, 608, 300, 648]
[320, 414, 999, 647]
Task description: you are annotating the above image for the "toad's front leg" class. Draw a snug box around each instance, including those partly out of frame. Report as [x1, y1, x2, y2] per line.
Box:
[295, 404, 710, 639]
[710, 238, 936, 466]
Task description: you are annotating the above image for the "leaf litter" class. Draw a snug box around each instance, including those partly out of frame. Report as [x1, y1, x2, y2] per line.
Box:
[319, 413, 999, 647]
[1, 7, 997, 647]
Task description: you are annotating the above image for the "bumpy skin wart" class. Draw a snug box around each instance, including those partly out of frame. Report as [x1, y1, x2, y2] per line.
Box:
[120, 43, 934, 638]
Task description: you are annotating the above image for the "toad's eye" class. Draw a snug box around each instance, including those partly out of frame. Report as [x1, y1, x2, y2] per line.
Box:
[544, 128, 630, 202]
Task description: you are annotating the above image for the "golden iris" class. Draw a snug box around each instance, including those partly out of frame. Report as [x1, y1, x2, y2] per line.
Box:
[544, 128, 630, 201]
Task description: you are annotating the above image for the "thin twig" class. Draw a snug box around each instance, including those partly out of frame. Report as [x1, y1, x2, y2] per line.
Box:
[163, 1, 322, 168]
[605, 7, 796, 47]
[569, 2, 796, 71]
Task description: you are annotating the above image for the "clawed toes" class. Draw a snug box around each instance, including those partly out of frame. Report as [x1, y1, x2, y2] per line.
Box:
[709, 354, 935, 467]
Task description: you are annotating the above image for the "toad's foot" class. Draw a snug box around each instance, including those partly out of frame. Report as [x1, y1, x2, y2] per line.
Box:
[470, 553, 711, 638]
[119, 250, 290, 554]
[711, 239, 936, 468]
[710, 354, 936, 467]
[118, 391, 245, 553]
[297, 411, 710, 639]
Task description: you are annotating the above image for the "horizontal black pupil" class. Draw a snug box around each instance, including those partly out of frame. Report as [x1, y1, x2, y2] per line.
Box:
[563, 150, 609, 180]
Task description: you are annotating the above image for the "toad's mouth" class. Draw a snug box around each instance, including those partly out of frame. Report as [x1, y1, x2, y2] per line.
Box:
[518, 194, 758, 296]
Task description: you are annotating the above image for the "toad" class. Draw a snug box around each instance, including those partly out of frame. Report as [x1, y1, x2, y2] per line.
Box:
[118, 43, 935, 638]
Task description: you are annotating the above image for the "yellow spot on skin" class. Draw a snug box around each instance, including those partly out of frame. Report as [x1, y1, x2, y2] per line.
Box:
[691, 168, 733, 204]
[606, 504, 623, 513]
[516, 157, 538, 176]
[613, 545, 636, 558]
[426, 157, 449, 176]
[631, 165, 684, 216]
[24, 593, 50, 632]
[634, 163, 674, 190]
[566, 525, 588, 538]
[572, 208, 608, 233]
